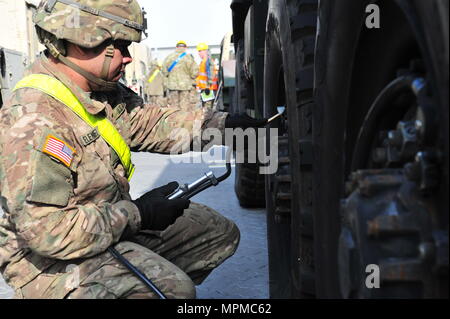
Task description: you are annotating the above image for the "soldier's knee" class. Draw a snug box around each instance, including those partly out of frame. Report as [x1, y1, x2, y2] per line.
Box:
[188, 203, 241, 247]
[223, 220, 240, 255]
[184, 279, 197, 299]
[177, 276, 197, 299]
[209, 214, 240, 254]
[157, 268, 196, 299]
[229, 221, 240, 246]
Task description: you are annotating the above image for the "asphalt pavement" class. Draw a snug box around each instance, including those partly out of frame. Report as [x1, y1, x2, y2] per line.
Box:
[0, 147, 269, 299]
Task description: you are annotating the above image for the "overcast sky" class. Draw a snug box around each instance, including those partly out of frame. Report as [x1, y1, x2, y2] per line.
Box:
[140, 0, 233, 49]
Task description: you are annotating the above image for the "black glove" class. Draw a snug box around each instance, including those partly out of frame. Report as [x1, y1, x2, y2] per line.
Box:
[225, 113, 268, 129]
[132, 182, 190, 231]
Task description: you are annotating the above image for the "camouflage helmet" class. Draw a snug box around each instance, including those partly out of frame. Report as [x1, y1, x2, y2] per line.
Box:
[33, 0, 147, 91]
[34, 0, 147, 49]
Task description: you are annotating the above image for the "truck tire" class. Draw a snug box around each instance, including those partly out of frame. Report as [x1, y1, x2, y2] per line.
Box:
[234, 162, 266, 208]
[264, 0, 318, 298]
[314, 0, 448, 298]
[234, 39, 266, 209]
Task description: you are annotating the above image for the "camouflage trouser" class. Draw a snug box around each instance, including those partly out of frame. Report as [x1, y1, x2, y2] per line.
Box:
[14, 203, 240, 299]
[167, 90, 200, 111]
[201, 90, 218, 110]
[202, 100, 215, 110]
[148, 95, 168, 107]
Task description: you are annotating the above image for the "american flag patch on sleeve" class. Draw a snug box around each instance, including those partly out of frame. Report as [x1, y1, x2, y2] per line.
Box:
[42, 135, 76, 167]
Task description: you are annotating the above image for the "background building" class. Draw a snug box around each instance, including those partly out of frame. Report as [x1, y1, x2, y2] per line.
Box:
[0, 0, 43, 63]
[0, 0, 43, 103]
[122, 42, 153, 101]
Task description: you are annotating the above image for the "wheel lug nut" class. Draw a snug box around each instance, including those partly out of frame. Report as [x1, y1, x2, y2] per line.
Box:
[415, 120, 423, 131]
[388, 130, 403, 146]
[404, 162, 421, 181]
[372, 148, 387, 164]
[419, 242, 435, 261]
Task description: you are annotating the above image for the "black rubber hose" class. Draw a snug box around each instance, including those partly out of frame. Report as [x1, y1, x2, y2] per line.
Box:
[217, 162, 233, 182]
[108, 247, 167, 299]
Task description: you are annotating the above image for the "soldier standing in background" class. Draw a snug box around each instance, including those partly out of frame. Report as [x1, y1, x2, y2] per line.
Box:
[0, 0, 267, 299]
[162, 41, 199, 110]
[145, 59, 167, 107]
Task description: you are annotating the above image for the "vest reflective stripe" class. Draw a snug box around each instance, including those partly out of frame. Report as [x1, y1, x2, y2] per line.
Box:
[14, 74, 135, 180]
[148, 69, 160, 83]
[196, 59, 209, 89]
[197, 58, 218, 90]
[211, 71, 219, 91]
[168, 52, 187, 73]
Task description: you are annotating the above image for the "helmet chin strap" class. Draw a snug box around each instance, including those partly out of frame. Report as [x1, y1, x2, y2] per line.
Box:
[45, 40, 118, 92]
[100, 44, 116, 81]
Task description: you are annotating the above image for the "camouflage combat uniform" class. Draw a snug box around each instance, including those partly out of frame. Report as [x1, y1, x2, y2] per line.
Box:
[162, 49, 200, 111]
[0, 53, 239, 299]
[145, 63, 167, 107]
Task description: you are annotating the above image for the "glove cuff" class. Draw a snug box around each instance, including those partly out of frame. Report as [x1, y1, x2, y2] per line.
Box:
[116, 200, 143, 235]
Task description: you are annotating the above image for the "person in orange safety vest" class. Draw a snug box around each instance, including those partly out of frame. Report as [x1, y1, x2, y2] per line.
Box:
[196, 43, 218, 109]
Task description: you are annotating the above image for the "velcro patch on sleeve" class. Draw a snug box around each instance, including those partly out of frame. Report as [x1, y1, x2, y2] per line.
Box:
[42, 135, 76, 167]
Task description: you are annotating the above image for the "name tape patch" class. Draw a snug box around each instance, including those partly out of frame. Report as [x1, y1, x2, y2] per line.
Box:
[80, 127, 100, 146]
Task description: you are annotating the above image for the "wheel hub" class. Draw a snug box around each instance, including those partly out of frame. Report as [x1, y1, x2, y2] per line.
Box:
[339, 68, 448, 298]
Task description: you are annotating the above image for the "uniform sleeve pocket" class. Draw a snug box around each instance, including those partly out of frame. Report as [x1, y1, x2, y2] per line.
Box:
[28, 151, 73, 207]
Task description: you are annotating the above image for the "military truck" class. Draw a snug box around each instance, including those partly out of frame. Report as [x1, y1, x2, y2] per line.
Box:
[229, 0, 448, 298]
[217, 32, 236, 112]
[0, 47, 27, 108]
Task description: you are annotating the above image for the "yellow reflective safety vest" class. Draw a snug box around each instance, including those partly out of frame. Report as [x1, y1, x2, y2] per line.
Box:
[148, 68, 161, 83]
[14, 74, 136, 180]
